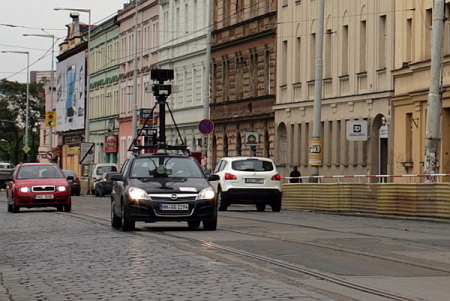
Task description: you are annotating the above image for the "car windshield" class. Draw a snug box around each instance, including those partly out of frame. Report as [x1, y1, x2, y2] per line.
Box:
[231, 159, 274, 172]
[130, 157, 204, 179]
[18, 165, 64, 179]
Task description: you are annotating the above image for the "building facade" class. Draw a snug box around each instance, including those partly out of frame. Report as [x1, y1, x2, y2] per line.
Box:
[210, 0, 278, 170]
[117, 0, 159, 167]
[88, 16, 120, 165]
[392, 0, 450, 182]
[158, 0, 211, 165]
[275, 0, 395, 179]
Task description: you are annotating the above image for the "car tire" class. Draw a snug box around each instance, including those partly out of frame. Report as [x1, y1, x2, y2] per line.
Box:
[56, 205, 64, 211]
[187, 221, 201, 228]
[7, 203, 13, 212]
[271, 199, 282, 212]
[94, 186, 100, 197]
[64, 204, 71, 212]
[203, 216, 217, 231]
[111, 203, 122, 229]
[12, 202, 20, 213]
[75, 190, 80, 196]
[99, 187, 104, 197]
[121, 204, 135, 231]
[256, 203, 266, 212]
[218, 188, 228, 211]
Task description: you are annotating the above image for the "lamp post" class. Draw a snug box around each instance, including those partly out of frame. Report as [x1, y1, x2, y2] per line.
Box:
[54, 7, 91, 144]
[23, 33, 55, 151]
[1, 50, 30, 162]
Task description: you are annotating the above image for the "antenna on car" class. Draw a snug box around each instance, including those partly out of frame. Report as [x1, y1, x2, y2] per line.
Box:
[129, 69, 190, 156]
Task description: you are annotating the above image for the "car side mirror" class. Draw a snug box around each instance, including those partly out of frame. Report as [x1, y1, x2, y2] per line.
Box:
[110, 173, 123, 181]
[208, 174, 220, 181]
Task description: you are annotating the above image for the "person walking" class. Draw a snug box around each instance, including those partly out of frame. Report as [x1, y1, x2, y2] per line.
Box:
[289, 166, 302, 183]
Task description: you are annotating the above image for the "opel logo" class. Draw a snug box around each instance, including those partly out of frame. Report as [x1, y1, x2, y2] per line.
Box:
[171, 194, 178, 200]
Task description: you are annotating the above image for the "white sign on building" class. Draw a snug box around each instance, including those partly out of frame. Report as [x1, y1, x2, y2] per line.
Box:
[346, 120, 368, 141]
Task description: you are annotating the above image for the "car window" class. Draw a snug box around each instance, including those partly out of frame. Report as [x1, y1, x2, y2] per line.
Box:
[131, 157, 204, 178]
[214, 160, 223, 173]
[231, 160, 274, 172]
[96, 166, 117, 175]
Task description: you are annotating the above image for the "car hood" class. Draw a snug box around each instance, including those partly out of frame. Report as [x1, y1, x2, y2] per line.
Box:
[14, 178, 69, 187]
[129, 178, 210, 193]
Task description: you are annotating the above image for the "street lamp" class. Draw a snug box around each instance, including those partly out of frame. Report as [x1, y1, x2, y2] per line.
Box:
[1, 50, 30, 162]
[23, 33, 55, 150]
[54, 7, 91, 143]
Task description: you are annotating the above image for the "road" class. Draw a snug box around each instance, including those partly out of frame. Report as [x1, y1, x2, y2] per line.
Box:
[1, 193, 450, 301]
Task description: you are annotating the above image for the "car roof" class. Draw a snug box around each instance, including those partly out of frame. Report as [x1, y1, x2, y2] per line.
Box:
[221, 156, 274, 161]
[135, 153, 192, 159]
[18, 163, 59, 167]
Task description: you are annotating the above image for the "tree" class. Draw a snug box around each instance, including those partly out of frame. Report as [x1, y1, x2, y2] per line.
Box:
[0, 79, 45, 163]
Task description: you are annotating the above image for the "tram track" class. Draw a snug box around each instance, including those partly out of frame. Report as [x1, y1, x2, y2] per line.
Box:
[67, 207, 445, 301]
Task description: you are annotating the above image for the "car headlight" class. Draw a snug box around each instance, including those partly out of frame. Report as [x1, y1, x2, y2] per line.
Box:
[57, 186, 68, 192]
[197, 187, 216, 200]
[128, 187, 149, 200]
[20, 187, 30, 193]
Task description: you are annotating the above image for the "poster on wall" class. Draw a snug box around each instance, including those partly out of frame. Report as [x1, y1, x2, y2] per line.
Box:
[55, 51, 85, 132]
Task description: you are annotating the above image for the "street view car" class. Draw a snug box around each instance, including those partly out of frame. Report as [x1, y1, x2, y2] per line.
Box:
[209, 157, 282, 212]
[110, 152, 219, 231]
[6, 163, 71, 213]
[94, 172, 120, 197]
[63, 169, 81, 196]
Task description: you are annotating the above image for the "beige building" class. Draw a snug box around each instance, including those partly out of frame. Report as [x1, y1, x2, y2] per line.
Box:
[275, 0, 395, 179]
[392, 0, 450, 182]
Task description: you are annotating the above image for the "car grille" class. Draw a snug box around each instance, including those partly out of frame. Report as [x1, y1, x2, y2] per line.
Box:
[32, 186, 56, 193]
[149, 194, 198, 202]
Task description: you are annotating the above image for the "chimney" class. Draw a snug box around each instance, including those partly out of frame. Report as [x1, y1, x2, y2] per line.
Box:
[70, 13, 80, 37]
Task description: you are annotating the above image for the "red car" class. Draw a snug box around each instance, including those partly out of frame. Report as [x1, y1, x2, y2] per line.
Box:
[6, 163, 71, 213]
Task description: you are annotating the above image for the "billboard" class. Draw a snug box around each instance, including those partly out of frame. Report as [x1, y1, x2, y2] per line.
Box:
[55, 51, 85, 132]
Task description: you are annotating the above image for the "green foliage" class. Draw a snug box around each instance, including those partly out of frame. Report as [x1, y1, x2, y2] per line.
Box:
[0, 79, 45, 163]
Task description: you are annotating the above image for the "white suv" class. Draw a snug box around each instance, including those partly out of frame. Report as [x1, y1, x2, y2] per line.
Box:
[209, 157, 282, 212]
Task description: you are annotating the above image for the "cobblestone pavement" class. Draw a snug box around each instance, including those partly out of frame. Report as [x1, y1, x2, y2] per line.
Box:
[0, 197, 336, 301]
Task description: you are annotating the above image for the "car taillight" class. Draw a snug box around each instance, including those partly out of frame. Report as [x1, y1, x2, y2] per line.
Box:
[271, 174, 281, 181]
[224, 173, 237, 180]
[74, 178, 80, 183]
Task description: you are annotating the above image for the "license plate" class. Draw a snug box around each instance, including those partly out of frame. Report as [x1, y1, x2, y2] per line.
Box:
[159, 204, 189, 210]
[245, 178, 264, 184]
[35, 194, 54, 199]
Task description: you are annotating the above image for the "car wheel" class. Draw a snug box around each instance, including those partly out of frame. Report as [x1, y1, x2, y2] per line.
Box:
[94, 186, 100, 197]
[271, 199, 282, 212]
[111, 202, 122, 229]
[203, 216, 217, 231]
[99, 187, 105, 197]
[12, 202, 20, 213]
[218, 188, 228, 211]
[56, 205, 64, 211]
[187, 221, 201, 228]
[64, 204, 71, 212]
[256, 203, 266, 212]
[7, 203, 13, 212]
[121, 204, 135, 231]
[75, 190, 80, 196]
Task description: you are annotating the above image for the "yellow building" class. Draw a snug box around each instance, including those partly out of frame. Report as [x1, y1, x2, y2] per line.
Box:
[392, 0, 450, 182]
[275, 0, 394, 180]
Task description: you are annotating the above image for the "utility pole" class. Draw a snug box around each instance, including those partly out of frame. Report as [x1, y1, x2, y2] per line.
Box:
[132, 0, 139, 141]
[309, 0, 325, 182]
[424, 0, 445, 178]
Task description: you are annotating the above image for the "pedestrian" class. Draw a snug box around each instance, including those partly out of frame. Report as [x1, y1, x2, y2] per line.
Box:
[289, 166, 302, 183]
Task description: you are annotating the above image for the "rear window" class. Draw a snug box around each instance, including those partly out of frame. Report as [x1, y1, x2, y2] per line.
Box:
[96, 166, 117, 175]
[231, 160, 274, 172]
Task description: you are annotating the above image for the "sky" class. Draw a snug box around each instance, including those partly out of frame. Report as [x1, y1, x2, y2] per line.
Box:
[1, 0, 131, 83]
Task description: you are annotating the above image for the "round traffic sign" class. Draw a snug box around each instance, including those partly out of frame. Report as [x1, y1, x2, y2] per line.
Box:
[46, 151, 55, 160]
[198, 119, 214, 135]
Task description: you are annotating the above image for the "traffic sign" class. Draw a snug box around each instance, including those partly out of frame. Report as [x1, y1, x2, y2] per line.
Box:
[198, 119, 214, 135]
[46, 151, 55, 160]
[23, 146, 30, 153]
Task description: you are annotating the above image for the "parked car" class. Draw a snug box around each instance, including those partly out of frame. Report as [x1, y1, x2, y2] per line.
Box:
[0, 161, 15, 190]
[94, 172, 120, 197]
[63, 170, 81, 196]
[110, 152, 219, 231]
[89, 163, 118, 194]
[6, 163, 71, 213]
[209, 157, 282, 212]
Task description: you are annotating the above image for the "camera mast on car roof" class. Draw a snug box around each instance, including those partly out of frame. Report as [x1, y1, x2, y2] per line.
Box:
[129, 69, 189, 156]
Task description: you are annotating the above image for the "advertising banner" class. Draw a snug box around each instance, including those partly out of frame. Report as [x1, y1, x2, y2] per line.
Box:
[55, 51, 86, 132]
